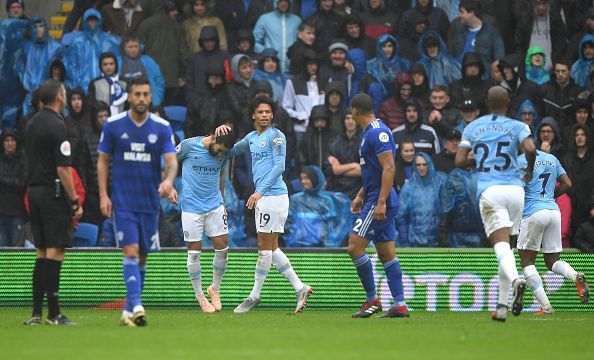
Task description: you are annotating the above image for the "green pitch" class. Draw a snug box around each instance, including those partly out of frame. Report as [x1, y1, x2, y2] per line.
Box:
[1, 309, 593, 360]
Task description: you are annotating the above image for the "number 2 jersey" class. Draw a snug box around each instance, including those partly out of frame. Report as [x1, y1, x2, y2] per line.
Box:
[518, 150, 566, 218]
[459, 114, 532, 199]
[359, 120, 398, 208]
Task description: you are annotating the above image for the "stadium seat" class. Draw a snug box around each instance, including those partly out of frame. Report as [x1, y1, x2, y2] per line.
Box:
[73, 223, 99, 247]
[163, 106, 187, 132]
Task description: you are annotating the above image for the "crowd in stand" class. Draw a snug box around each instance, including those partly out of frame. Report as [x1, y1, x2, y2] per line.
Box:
[1, 0, 593, 250]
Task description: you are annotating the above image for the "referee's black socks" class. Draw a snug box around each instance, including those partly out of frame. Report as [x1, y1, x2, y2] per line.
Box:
[32, 258, 46, 316]
[44, 259, 63, 319]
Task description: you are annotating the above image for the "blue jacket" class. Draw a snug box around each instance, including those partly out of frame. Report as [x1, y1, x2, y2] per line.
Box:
[118, 52, 165, 106]
[367, 34, 412, 96]
[417, 31, 461, 88]
[63, 9, 121, 93]
[0, 18, 28, 127]
[571, 34, 594, 90]
[440, 168, 483, 247]
[397, 152, 446, 247]
[285, 166, 353, 247]
[252, 1, 301, 73]
[346, 48, 384, 112]
[448, 22, 504, 79]
[253, 67, 288, 103]
[18, 17, 64, 115]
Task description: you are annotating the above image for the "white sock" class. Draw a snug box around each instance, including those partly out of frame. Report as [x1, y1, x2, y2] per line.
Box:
[272, 248, 304, 292]
[494, 242, 518, 306]
[524, 265, 551, 308]
[212, 247, 229, 290]
[249, 250, 272, 300]
[552, 261, 578, 282]
[187, 250, 203, 298]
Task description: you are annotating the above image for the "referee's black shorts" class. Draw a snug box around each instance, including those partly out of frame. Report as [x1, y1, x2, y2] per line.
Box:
[28, 186, 73, 249]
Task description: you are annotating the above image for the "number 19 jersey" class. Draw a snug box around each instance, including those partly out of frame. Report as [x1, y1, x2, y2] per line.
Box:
[459, 114, 532, 198]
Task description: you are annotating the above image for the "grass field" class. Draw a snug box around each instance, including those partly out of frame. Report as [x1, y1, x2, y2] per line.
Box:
[1, 309, 592, 360]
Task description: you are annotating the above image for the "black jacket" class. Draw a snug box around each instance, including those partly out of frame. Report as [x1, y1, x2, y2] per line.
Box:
[342, 15, 375, 59]
[514, 2, 567, 61]
[305, 7, 343, 54]
[563, 148, 594, 239]
[299, 109, 338, 177]
[449, 52, 491, 113]
[326, 131, 362, 199]
[537, 79, 584, 130]
[287, 39, 315, 76]
[0, 129, 27, 217]
[398, 2, 449, 42]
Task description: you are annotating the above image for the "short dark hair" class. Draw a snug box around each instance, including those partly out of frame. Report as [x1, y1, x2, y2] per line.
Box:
[249, 95, 276, 118]
[127, 77, 151, 93]
[238, 56, 251, 67]
[350, 93, 374, 114]
[38, 79, 64, 105]
[99, 52, 118, 71]
[430, 85, 449, 95]
[553, 58, 571, 69]
[459, 0, 481, 18]
[122, 35, 141, 45]
[299, 22, 315, 32]
[215, 129, 237, 149]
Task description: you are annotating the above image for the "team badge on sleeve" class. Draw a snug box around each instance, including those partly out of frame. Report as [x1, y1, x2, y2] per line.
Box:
[273, 137, 284, 145]
[379, 132, 389, 143]
[60, 141, 71, 156]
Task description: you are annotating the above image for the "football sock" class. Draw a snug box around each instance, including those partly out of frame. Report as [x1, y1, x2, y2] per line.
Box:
[187, 250, 203, 297]
[383, 257, 406, 306]
[44, 259, 62, 319]
[32, 258, 46, 317]
[353, 254, 377, 302]
[248, 250, 272, 300]
[212, 247, 228, 290]
[123, 256, 142, 311]
[272, 248, 304, 292]
[524, 265, 550, 308]
[139, 262, 147, 292]
[551, 261, 578, 282]
[494, 242, 518, 306]
[497, 264, 511, 307]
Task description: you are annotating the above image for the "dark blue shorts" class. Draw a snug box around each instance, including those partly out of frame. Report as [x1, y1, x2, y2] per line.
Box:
[351, 203, 397, 242]
[112, 210, 160, 253]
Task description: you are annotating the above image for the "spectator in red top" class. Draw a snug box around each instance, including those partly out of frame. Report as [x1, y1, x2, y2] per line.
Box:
[379, 73, 414, 130]
[359, 0, 399, 40]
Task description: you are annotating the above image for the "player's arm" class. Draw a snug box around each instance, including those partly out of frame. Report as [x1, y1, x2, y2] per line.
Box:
[521, 137, 537, 181]
[227, 137, 250, 157]
[554, 173, 571, 198]
[374, 150, 395, 221]
[97, 153, 112, 218]
[455, 146, 475, 169]
[350, 187, 364, 214]
[159, 153, 178, 198]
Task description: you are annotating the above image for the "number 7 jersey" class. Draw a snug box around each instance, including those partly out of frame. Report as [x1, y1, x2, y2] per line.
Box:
[459, 114, 532, 199]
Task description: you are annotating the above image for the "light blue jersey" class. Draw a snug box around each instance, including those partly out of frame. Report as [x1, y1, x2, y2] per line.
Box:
[229, 126, 287, 195]
[518, 150, 565, 218]
[459, 114, 532, 198]
[176, 136, 228, 214]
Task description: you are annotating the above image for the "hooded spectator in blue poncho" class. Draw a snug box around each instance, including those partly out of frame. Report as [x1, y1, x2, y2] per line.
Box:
[17, 17, 63, 116]
[524, 46, 550, 86]
[516, 99, 540, 137]
[63, 8, 120, 94]
[440, 167, 484, 247]
[417, 31, 461, 89]
[397, 152, 446, 247]
[284, 165, 353, 247]
[571, 34, 594, 90]
[0, 16, 28, 128]
[253, 48, 288, 102]
[367, 34, 412, 98]
[346, 48, 384, 112]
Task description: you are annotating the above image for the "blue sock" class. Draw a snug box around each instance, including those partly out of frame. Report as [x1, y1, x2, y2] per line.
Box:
[139, 263, 147, 292]
[123, 257, 142, 310]
[353, 254, 376, 302]
[383, 257, 405, 306]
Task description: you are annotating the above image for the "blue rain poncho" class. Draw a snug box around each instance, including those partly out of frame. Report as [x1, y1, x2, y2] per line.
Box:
[346, 48, 385, 112]
[440, 168, 484, 247]
[284, 166, 354, 247]
[63, 9, 120, 93]
[367, 34, 412, 96]
[417, 31, 461, 88]
[397, 152, 446, 247]
[571, 34, 594, 90]
[0, 18, 27, 127]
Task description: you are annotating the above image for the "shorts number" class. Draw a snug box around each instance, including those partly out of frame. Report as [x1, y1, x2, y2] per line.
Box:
[222, 214, 228, 226]
[259, 213, 271, 227]
[538, 172, 551, 197]
[352, 218, 363, 233]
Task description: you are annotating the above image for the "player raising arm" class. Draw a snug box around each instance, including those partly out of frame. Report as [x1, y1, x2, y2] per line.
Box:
[455, 86, 535, 322]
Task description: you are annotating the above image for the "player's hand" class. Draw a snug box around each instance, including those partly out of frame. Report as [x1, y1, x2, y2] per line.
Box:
[158, 179, 174, 198]
[350, 195, 363, 214]
[522, 168, 533, 182]
[373, 201, 387, 221]
[168, 188, 179, 205]
[215, 125, 232, 137]
[100, 195, 112, 218]
[246, 192, 262, 210]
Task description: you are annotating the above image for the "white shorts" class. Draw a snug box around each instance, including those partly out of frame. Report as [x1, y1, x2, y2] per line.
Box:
[479, 185, 524, 237]
[517, 209, 562, 253]
[182, 205, 228, 242]
[255, 194, 289, 233]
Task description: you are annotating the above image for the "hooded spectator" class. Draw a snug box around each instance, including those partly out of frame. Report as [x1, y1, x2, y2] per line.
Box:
[101, 0, 145, 36]
[379, 73, 414, 130]
[565, 7, 594, 63]
[299, 104, 338, 177]
[571, 34, 594, 90]
[182, 0, 227, 53]
[5, 0, 26, 20]
[536, 116, 564, 159]
[287, 22, 317, 76]
[63, 9, 121, 94]
[367, 34, 412, 97]
[325, 81, 347, 134]
[449, 51, 491, 112]
[345, 48, 384, 109]
[214, 0, 246, 49]
[522, 46, 550, 85]
[417, 31, 461, 89]
[392, 98, 440, 155]
[410, 63, 430, 104]
[253, 0, 302, 73]
[399, 11, 428, 62]
[327, 111, 362, 199]
[359, 0, 399, 40]
[563, 99, 592, 148]
[89, 52, 128, 116]
[65, 88, 91, 174]
[394, 137, 416, 193]
[305, 0, 343, 53]
[516, 99, 540, 137]
[253, 48, 288, 103]
[341, 15, 375, 59]
[319, 40, 349, 90]
[0, 127, 27, 246]
[231, 27, 258, 59]
[227, 54, 256, 122]
[397, 152, 446, 247]
[0, 13, 28, 128]
[398, 0, 449, 41]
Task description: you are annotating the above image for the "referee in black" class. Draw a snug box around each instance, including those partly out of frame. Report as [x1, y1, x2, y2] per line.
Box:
[23, 79, 83, 326]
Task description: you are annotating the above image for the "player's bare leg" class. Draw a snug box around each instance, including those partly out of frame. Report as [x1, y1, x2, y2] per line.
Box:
[520, 249, 553, 315]
[187, 240, 215, 313]
[544, 253, 589, 304]
[207, 234, 229, 312]
[348, 235, 381, 318]
[490, 228, 525, 322]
